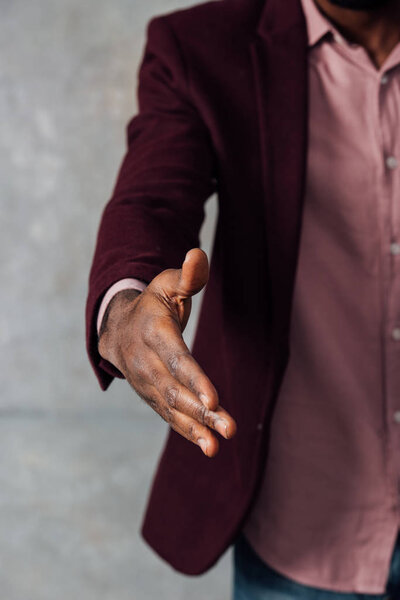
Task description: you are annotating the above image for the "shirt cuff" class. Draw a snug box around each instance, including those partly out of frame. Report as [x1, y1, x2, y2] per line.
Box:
[96, 278, 148, 336]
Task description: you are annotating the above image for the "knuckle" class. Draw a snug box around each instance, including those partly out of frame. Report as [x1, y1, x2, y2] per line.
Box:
[167, 354, 180, 376]
[130, 352, 144, 373]
[165, 385, 179, 408]
[187, 375, 197, 393]
[149, 367, 161, 387]
[141, 324, 154, 346]
[197, 402, 207, 425]
[167, 351, 190, 376]
[130, 354, 147, 382]
[187, 422, 196, 441]
[163, 405, 174, 422]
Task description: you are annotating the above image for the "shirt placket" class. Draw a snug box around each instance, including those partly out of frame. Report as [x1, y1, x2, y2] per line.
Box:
[377, 67, 400, 509]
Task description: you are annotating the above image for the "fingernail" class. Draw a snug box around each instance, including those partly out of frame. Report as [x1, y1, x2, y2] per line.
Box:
[198, 438, 208, 455]
[215, 419, 229, 439]
[183, 251, 190, 264]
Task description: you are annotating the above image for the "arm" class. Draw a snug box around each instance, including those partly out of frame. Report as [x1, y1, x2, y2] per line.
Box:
[85, 14, 218, 390]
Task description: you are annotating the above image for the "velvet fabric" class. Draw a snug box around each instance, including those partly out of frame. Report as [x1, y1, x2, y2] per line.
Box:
[85, 0, 308, 574]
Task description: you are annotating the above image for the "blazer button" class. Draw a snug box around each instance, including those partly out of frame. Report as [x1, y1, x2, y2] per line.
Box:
[256, 422, 263, 431]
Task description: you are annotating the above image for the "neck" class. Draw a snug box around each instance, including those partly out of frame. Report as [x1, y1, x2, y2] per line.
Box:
[314, 0, 400, 68]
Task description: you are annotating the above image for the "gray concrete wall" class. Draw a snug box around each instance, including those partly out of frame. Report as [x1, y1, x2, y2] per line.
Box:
[1, 1, 231, 598]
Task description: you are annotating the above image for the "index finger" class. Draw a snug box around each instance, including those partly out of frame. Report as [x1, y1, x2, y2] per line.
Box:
[144, 314, 220, 412]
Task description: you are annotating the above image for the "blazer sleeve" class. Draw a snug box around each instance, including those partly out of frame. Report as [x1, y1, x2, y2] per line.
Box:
[85, 14, 218, 391]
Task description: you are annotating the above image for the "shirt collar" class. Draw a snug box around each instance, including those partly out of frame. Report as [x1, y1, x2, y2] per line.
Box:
[300, 0, 400, 74]
[300, 0, 346, 47]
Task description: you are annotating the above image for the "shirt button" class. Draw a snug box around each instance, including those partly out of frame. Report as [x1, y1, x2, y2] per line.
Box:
[393, 411, 400, 424]
[390, 242, 400, 255]
[392, 328, 400, 341]
[386, 156, 398, 170]
[381, 73, 389, 85]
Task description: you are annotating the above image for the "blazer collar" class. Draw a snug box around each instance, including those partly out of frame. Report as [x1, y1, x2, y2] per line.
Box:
[249, 0, 309, 346]
[256, 0, 307, 39]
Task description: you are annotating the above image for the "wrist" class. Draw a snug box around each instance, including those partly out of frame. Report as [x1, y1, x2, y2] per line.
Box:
[98, 288, 142, 363]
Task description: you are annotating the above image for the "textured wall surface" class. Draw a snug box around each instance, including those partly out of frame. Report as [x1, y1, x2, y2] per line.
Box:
[1, 1, 230, 598]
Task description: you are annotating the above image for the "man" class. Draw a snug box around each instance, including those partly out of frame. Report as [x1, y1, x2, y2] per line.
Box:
[85, 0, 400, 596]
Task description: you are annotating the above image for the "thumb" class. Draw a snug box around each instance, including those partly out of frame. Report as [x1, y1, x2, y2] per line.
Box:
[176, 247, 209, 298]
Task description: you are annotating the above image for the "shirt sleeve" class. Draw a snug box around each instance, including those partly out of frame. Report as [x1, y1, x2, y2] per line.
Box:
[96, 278, 148, 336]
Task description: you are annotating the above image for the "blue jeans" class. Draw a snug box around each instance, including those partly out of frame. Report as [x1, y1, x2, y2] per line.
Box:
[233, 530, 400, 599]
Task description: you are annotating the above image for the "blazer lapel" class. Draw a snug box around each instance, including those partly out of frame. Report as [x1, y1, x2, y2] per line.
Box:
[249, 0, 309, 348]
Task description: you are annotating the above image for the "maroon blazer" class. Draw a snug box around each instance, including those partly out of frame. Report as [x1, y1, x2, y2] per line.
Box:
[86, 0, 308, 575]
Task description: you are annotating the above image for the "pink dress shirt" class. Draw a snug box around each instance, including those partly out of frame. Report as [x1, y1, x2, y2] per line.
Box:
[242, 0, 400, 594]
[98, 0, 400, 593]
